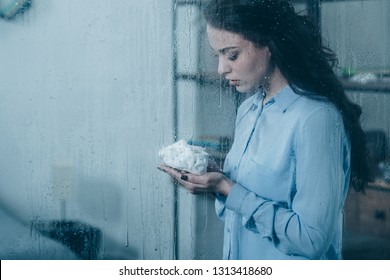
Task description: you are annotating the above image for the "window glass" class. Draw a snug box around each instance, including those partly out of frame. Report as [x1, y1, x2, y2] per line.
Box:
[0, 0, 389, 260]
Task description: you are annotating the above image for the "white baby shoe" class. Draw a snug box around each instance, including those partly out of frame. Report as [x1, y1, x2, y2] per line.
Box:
[158, 140, 209, 175]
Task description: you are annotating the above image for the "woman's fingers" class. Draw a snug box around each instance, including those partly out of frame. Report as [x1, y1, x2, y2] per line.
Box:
[158, 165, 194, 186]
[158, 165, 224, 195]
[158, 165, 182, 179]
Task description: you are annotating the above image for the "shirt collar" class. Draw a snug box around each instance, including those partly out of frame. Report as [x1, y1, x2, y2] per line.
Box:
[251, 88, 264, 110]
[257, 85, 301, 113]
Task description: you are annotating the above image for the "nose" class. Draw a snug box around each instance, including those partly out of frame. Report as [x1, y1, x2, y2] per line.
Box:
[217, 57, 231, 76]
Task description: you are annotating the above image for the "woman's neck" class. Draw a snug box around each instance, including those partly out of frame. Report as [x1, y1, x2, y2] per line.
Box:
[262, 67, 288, 104]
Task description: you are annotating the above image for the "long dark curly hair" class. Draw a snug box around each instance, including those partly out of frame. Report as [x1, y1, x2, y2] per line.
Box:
[202, 0, 374, 192]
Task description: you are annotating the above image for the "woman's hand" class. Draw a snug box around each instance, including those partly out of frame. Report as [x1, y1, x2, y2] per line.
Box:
[158, 165, 234, 196]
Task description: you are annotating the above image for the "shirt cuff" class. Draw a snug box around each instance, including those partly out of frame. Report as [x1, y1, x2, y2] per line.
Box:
[226, 183, 267, 223]
[225, 183, 274, 238]
[225, 183, 248, 212]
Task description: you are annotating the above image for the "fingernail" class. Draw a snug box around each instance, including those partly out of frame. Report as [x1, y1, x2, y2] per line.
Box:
[180, 175, 188, 181]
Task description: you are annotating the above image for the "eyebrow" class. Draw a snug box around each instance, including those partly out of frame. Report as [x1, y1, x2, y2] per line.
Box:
[218, 46, 239, 54]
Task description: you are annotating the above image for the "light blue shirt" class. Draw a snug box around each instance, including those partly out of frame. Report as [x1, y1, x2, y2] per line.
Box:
[216, 85, 351, 260]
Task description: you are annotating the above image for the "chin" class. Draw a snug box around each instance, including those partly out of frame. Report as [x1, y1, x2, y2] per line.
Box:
[236, 86, 256, 94]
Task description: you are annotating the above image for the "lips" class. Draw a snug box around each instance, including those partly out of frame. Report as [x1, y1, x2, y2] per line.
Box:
[229, 80, 239, 86]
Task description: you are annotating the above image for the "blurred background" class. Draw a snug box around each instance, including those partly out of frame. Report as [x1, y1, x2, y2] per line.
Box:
[0, 0, 389, 260]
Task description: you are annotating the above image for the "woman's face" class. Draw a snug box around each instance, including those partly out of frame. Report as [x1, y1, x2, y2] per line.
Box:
[207, 25, 273, 94]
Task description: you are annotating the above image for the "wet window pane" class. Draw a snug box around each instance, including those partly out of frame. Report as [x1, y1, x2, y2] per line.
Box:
[0, 0, 389, 260]
[0, 0, 176, 260]
[320, 0, 390, 259]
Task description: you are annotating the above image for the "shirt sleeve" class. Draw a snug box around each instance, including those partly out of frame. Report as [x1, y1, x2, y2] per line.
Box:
[224, 106, 350, 259]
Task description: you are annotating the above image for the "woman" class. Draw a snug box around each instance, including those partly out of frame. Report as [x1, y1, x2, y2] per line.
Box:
[159, 0, 372, 259]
